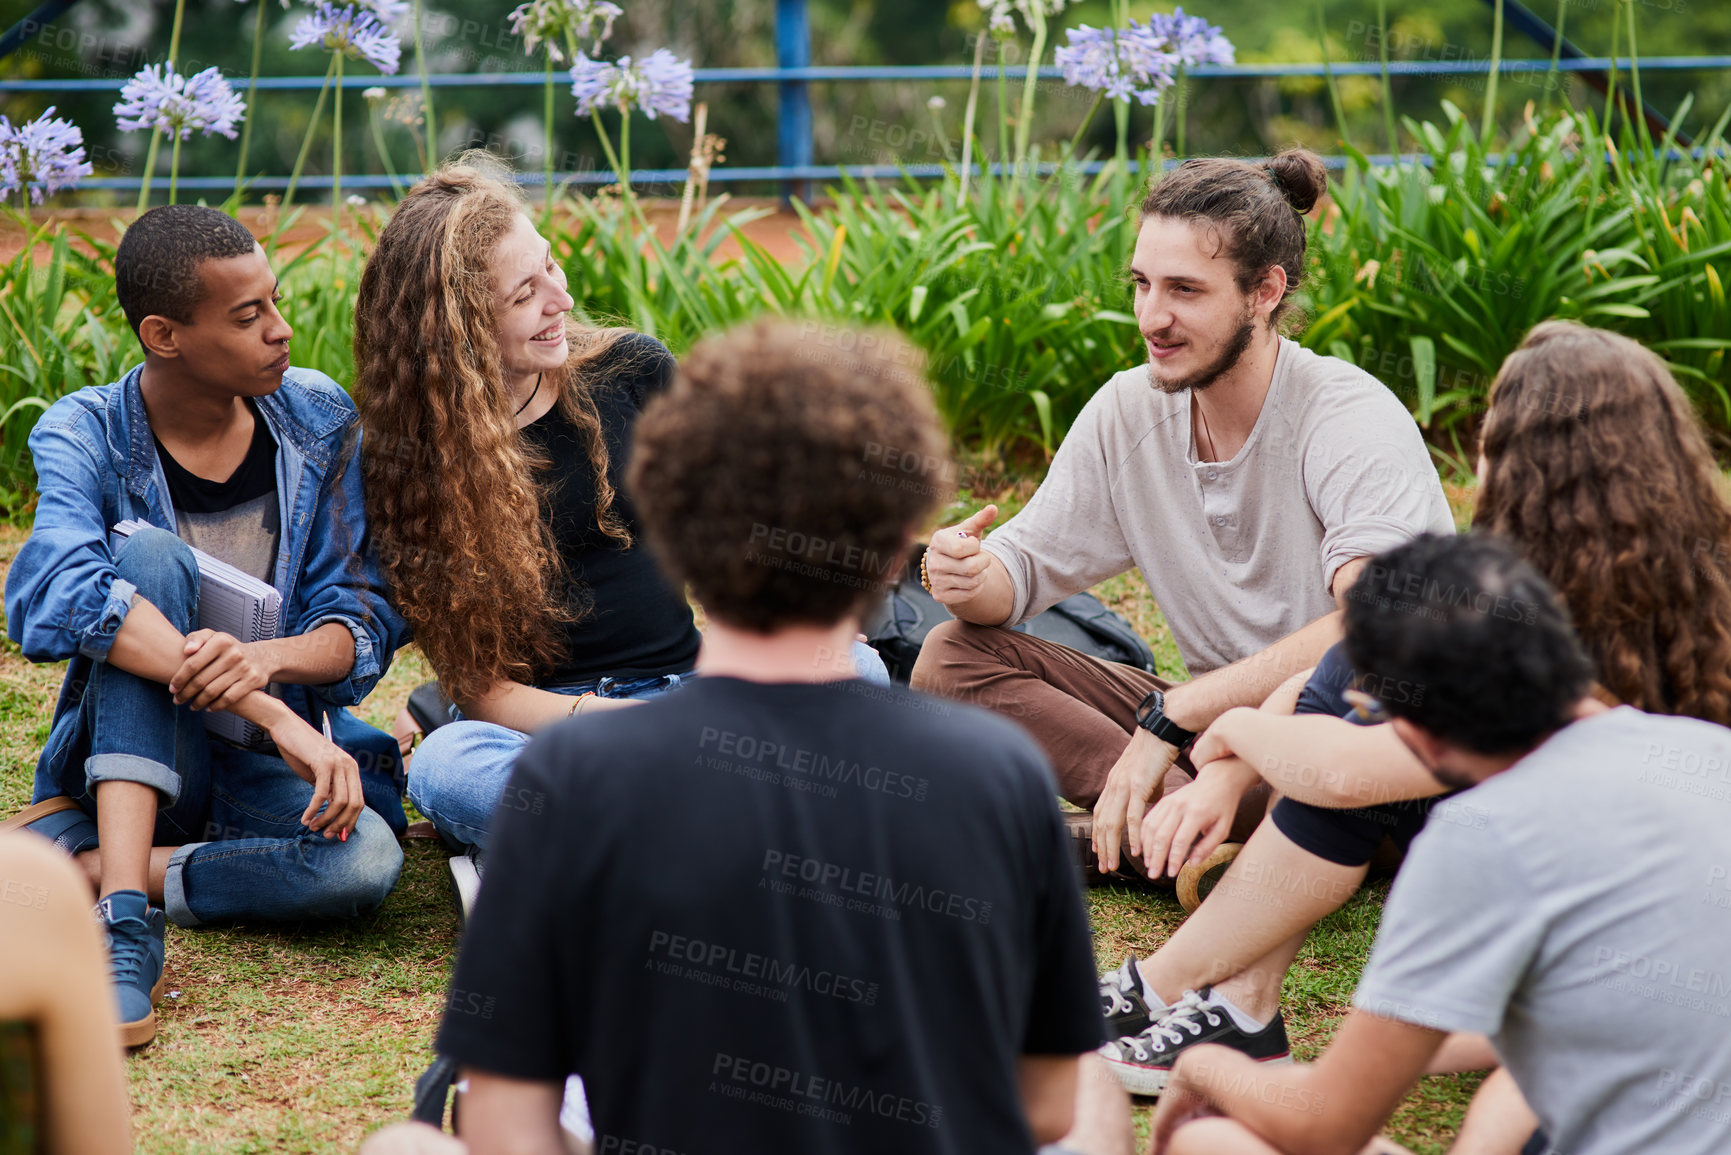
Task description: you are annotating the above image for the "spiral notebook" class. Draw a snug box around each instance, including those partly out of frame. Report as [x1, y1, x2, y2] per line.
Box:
[109, 519, 282, 746]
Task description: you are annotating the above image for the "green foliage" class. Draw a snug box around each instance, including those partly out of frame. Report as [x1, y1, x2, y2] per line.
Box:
[0, 217, 127, 505]
[785, 163, 1142, 456]
[1611, 101, 1731, 427]
[5, 101, 1731, 514]
[1299, 98, 1731, 444]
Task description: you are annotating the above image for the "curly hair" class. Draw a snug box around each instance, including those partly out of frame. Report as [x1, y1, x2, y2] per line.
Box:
[629, 319, 948, 632]
[1476, 320, 1731, 725]
[353, 161, 636, 705]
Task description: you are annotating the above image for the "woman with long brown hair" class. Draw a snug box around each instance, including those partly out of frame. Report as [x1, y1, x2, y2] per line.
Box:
[354, 162, 699, 896]
[351, 163, 893, 910]
[1095, 321, 1731, 1124]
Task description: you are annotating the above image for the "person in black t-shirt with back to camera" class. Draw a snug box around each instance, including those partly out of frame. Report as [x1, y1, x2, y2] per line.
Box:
[416, 319, 1128, 1155]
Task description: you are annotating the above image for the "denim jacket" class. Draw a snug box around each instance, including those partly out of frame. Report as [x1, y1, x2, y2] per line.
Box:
[6, 364, 406, 731]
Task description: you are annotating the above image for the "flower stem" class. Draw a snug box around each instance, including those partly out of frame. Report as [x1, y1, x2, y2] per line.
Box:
[1603, 0, 1621, 135]
[1376, 0, 1398, 157]
[1174, 66, 1188, 160]
[136, 0, 188, 214]
[412, 0, 436, 172]
[233, 0, 267, 203]
[1541, 0, 1567, 119]
[370, 108, 404, 199]
[1625, 0, 1648, 151]
[620, 108, 632, 196]
[169, 134, 182, 205]
[137, 132, 163, 215]
[1480, 0, 1504, 146]
[331, 51, 343, 291]
[543, 50, 556, 230]
[284, 56, 337, 208]
[1014, 9, 1048, 177]
[996, 51, 1009, 182]
[591, 110, 650, 234]
[1065, 91, 1104, 161]
[959, 30, 986, 207]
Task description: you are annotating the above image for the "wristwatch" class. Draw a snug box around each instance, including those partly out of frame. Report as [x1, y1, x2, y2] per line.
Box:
[1135, 688, 1197, 750]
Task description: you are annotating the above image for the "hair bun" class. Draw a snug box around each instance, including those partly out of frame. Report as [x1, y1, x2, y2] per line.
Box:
[1265, 148, 1327, 215]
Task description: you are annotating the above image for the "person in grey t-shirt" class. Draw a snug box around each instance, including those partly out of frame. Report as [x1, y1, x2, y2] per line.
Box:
[1150, 533, 1731, 1155]
[913, 150, 1451, 878]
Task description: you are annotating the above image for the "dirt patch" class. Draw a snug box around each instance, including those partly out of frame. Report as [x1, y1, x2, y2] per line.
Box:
[0, 196, 819, 267]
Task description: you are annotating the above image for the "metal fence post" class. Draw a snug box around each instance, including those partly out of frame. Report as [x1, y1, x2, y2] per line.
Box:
[775, 0, 812, 202]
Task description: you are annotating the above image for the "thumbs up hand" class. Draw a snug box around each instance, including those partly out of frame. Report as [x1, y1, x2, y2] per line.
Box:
[923, 504, 1000, 605]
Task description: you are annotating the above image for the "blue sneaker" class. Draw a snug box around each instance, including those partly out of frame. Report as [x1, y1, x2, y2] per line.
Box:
[95, 890, 166, 1048]
[0, 797, 99, 856]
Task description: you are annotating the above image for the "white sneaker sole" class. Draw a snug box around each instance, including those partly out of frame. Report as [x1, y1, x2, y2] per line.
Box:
[448, 854, 482, 923]
[1101, 1049, 1292, 1097]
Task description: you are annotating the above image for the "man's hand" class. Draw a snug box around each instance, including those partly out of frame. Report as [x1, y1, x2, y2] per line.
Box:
[922, 504, 999, 605]
[1092, 728, 1179, 874]
[270, 714, 363, 839]
[170, 630, 272, 712]
[1140, 758, 1259, 879]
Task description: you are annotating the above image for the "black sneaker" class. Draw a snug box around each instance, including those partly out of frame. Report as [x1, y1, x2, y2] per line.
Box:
[1098, 954, 1161, 1040]
[1099, 987, 1290, 1096]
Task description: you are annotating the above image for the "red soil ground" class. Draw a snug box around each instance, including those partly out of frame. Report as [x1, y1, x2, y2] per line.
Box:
[0, 195, 817, 266]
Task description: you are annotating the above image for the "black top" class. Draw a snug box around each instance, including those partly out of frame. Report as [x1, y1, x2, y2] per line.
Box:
[153, 399, 280, 583]
[437, 677, 1105, 1155]
[521, 333, 700, 683]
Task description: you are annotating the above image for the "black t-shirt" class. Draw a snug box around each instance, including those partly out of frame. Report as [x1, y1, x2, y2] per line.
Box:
[437, 677, 1105, 1154]
[521, 333, 699, 683]
[153, 399, 280, 583]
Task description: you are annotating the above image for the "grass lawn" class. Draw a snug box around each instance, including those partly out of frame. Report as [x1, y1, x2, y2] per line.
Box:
[0, 470, 1484, 1153]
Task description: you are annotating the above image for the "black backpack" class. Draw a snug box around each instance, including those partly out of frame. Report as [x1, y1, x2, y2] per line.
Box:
[862, 543, 1156, 684]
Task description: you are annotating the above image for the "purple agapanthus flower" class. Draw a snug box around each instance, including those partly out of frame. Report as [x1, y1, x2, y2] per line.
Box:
[290, 3, 402, 74]
[570, 48, 694, 122]
[114, 64, 247, 142]
[1147, 7, 1235, 68]
[1056, 22, 1179, 105]
[0, 106, 94, 204]
[509, 0, 623, 62]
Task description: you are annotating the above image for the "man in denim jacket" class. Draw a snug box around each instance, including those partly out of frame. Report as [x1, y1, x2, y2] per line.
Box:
[3, 205, 407, 1047]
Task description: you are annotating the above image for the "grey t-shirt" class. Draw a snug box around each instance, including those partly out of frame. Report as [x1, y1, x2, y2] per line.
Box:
[1354, 707, 1731, 1155]
[154, 402, 281, 584]
[982, 339, 1453, 675]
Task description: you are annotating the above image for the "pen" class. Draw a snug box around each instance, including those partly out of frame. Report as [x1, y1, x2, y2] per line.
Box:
[322, 713, 349, 842]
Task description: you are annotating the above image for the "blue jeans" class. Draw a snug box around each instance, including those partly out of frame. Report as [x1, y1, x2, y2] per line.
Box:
[408, 642, 891, 851]
[33, 528, 403, 927]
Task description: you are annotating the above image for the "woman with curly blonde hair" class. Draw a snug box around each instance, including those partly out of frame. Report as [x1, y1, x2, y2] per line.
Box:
[353, 163, 763, 903]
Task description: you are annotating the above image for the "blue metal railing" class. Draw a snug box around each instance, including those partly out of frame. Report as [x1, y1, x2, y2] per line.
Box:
[2, 56, 1728, 192]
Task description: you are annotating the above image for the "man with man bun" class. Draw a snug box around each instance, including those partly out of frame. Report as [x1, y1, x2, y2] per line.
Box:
[915, 149, 1451, 871]
[912, 151, 1453, 1077]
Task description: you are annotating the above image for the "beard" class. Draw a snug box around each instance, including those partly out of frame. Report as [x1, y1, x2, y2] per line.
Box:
[1146, 306, 1257, 396]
